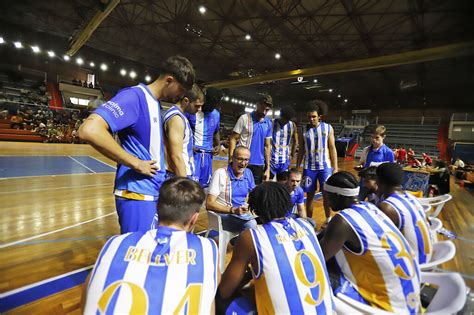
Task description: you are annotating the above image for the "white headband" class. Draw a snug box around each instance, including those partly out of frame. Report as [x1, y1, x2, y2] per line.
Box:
[324, 183, 360, 197]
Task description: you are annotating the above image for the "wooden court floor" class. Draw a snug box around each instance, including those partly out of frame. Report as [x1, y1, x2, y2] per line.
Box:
[0, 141, 472, 314]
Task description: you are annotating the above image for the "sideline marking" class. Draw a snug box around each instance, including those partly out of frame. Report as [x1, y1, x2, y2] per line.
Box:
[68, 156, 96, 173]
[0, 183, 110, 194]
[0, 212, 115, 249]
[87, 155, 117, 169]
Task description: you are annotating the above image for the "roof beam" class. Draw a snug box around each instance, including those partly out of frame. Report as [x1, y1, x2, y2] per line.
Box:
[67, 0, 121, 56]
[206, 41, 474, 88]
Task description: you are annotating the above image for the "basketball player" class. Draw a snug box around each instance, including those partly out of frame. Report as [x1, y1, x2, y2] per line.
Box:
[78, 56, 195, 233]
[163, 84, 204, 178]
[296, 100, 338, 225]
[83, 177, 218, 314]
[376, 163, 433, 264]
[218, 182, 335, 314]
[186, 87, 222, 188]
[270, 105, 298, 179]
[229, 95, 273, 184]
[320, 172, 421, 314]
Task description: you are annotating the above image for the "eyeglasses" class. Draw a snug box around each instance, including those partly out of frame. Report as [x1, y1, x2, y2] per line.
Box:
[233, 157, 249, 162]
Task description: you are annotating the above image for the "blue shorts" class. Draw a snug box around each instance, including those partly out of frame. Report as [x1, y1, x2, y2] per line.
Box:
[270, 160, 290, 177]
[193, 151, 213, 188]
[302, 168, 332, 193]
[115, 198, 157, 234]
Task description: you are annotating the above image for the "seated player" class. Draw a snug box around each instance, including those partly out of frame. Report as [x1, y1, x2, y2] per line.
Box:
[83, 178, 219, 314]
[218, 182, 335, 314]
[377, 163, 433, 264]
[320, 171, 421, 314]
[206, 146, 257, 232]
[358, 166, 379, 204]
[283, 168, 317, 227]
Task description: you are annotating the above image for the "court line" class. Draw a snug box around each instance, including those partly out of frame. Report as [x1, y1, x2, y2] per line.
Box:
[0, 212, 115, 249]
[0, 183, 110, 194]
[0, 172, 110, 180]
[0, 265, 93, 298]
[5, 235, 113, 247]
[68, 155, 96, 173]
[87, 155, 117, 169]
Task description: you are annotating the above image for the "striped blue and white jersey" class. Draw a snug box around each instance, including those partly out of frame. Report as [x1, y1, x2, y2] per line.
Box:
[335, 202, 421, 314]
[163, 105, 194, 177]
[382, 192, 433, 264]
[187, 109, 220, 152]
[94, 83, 165, 201]
[303, 122, 333, 170]
[250, 217, 334, 314]
[271, 119, 296, 164]
[84, 227, 218, 314]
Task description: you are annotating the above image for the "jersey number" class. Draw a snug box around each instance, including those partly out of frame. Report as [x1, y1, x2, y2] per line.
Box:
[294, 250, 326, 306]
[381, 231, 416, 279]
[98, 281, 202, 314]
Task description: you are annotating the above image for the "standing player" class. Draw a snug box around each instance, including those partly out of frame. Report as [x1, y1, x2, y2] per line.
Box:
[376, 163, 433, 264]
[270, 105, 298, 179]
[83, 177, 219, 314]
[229, 95, 273, 184]
[320, 172, 421, 314]
[186, 87, 222, 188]
[78, 56, 195, 233]
[163, 84, 204, 178]
[218, 182, 334, 314]
[296, 100, 338, 225]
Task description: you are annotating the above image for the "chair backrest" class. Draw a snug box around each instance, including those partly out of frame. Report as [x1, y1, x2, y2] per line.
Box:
[421, 272, 467, 314]
[206, 211, 223, 233]
[418, 194, 452, 217]
[420, 241, 456, 270]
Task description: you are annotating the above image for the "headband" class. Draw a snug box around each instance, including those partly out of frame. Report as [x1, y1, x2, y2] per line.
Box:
[324, 183, 360, 197]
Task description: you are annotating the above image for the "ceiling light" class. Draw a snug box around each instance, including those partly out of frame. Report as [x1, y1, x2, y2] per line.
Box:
[0, 37, 4, 44]
[275, 53, 281, 60]
[313, 79, 318, 83]
[120, 69, 127, 76]
[198, 5, 206, 14]
[344, 99, 348, 102]
[76, 57, 83, 65]
[129, 71, 137, 79]
[14, 41, 22, 48]
[245, 34, 251, 40]
[63, 55, 70, 61]
[224, 96, 229, 101]
[337, 94, 341, 98]
[47, 51, 55, 57]
[31, 46, 40, 53]
[100, 63, 108, 71]
[145, 75, 151, 82]
[329, 89, 333, 92]
[89, 62, 95, 67]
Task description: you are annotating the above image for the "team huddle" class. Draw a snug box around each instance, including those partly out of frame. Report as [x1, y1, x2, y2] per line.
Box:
[79, 55, 433, 314]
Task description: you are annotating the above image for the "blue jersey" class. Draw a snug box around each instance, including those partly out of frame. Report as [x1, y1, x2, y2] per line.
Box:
[233, 112, 272, 166]
[335, 202, 420, 314]
[361, 144, 395, 168]
[303, 122, 333, 170]
[84, 227, 218, 314]
[94, 83, 165, 200]
[163, 105, 194, 177]
[187, 109, 220, 152]
[250, 217, 335, 314]
[271, 119, 296, 164]
[287, 187, 305, 216]
[382, 192, 433, 264]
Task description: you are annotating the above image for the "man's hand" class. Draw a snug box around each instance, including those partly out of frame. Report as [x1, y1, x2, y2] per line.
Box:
[132, 159, 158, 177]
[264, 168, 271, 181]
[332, 167, 338, 174]
[232, 205, 248, 215]
[212, 145, 220, 156]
